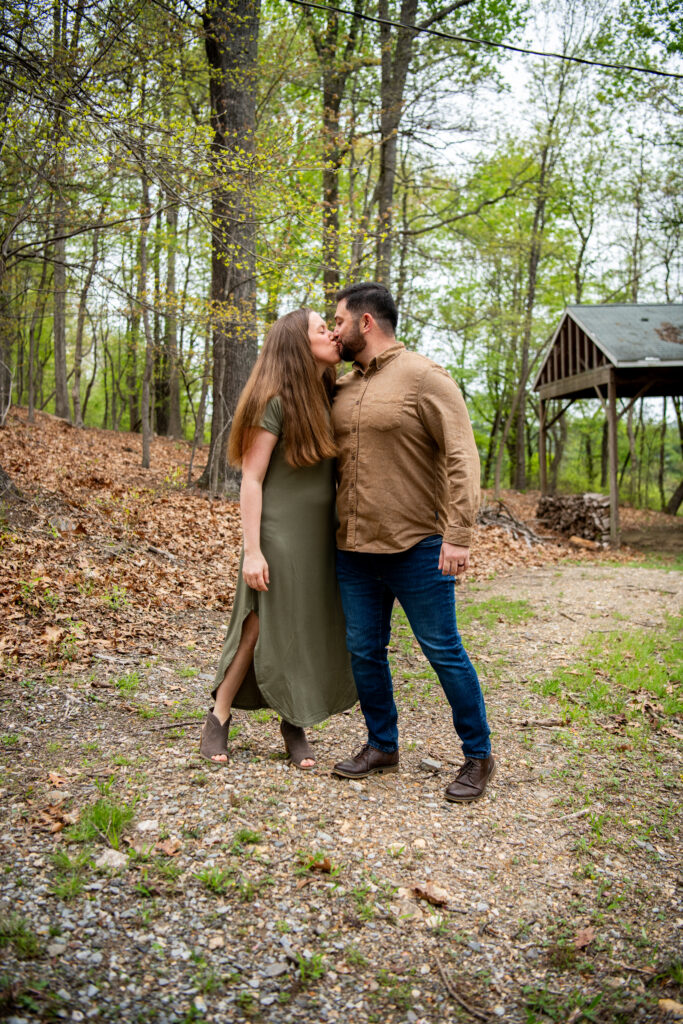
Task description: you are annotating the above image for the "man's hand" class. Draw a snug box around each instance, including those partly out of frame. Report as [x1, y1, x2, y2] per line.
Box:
[439, 542, 470, 577]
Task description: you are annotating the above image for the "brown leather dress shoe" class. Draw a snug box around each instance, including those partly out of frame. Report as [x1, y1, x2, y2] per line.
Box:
[332, 743, 399, 779]
[444, 756, 496, 802]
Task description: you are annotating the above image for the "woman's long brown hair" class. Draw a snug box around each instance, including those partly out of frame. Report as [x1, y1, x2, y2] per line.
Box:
[228, 308, 337, 468]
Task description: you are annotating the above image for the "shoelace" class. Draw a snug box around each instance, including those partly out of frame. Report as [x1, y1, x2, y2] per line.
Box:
[458, 758, 476, 779]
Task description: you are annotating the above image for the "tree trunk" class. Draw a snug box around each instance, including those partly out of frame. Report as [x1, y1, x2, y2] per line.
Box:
[51, 0, 85, 421]
[375, 0, 418, 286]
[600, 419, 608, 488]
[72, 226, 100, 427]
[514, 153, 548, 490]
[165, 200, 182, 437]
[482, 408, 501, 488]
[0, 465, 21, 497]
[658, 397, 667, 511]
[585, 432, 594, 487]
[140, 174, 154, 469]
[305, 3, 363, 317]
[666, 479, 683, 516]
[198, 0, 260, 494]
[549, 415, 567, 493]
[625, 404, 638, 504]
[104, 340, 116, 429]
[665, 398, 683, 515]
[27, 257, 51, 424]
[629, 137, 644, 302]
[52, 194, 70, 420]
[152, 207, 162, 433]
[81, 320, 99, 423]
[321, 75, 344, 318]
[127, 234, 141, 431]
[188, 324, 212, 485]
[513, 63, 571, 490]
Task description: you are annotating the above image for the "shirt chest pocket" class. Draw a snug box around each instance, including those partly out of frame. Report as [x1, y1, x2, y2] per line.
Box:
[361, 396, 404, 431]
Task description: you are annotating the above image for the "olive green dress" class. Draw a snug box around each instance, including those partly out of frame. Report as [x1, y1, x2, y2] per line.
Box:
[212, 397, 357, 727]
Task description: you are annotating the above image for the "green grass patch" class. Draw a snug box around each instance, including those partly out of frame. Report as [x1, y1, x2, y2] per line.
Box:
[0, 913, 43, 959]
[536, 613, 682, 720]
[634, 551, 683, 572]
[372, 969, 414, 1011]
[168, 699, 204, 721]
[50, 848, 93, 900]
[135, 704, 160, 720]
[194, 867, 235, 894]
[66, 794, 136, 849]
[231, 828, 262, 854]
[251, 708, 275, 724]
[458, 596, 534, 630]
[297, 951, 326, 983]
[115, 671, 140, 694]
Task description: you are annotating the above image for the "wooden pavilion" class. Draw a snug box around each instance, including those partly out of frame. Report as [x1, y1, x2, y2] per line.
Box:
[533, 303, 683, 546]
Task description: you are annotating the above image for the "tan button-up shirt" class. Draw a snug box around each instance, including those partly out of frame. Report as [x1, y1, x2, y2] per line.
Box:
[332, 344, 480, 553]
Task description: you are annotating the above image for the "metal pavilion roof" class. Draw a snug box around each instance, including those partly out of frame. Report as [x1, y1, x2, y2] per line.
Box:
[534, 302, 683, 545]
[534, 303, 683, 400]
[563, 303, 683, 365]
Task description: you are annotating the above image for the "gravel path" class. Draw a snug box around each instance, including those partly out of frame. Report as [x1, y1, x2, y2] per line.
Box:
[1, 564, 681, 1023]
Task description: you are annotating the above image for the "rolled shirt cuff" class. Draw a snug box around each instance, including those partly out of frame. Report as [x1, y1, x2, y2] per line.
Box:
[443, 526, 473, 548]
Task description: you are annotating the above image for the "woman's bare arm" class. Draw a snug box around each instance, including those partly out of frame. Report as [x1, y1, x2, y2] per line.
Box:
[240, 429, 278, 591]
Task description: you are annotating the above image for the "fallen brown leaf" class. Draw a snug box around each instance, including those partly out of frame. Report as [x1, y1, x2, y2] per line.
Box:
[308, 856, 333, 873]
[155, 837, 182, 856]
[41, 626, 63, 643]
[574, 925, 595, 949]
[659, 999, 683, 1020]
[412, 881, 451, 907]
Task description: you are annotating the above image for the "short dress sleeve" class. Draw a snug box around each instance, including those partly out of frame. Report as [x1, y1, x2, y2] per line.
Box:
[259, 396, 283, 438]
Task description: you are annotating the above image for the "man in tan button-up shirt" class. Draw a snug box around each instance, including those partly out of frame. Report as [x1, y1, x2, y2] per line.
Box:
[331, 282, 495, 803]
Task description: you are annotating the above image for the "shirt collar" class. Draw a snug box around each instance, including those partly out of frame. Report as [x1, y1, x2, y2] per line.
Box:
[353, 342, 405, 375]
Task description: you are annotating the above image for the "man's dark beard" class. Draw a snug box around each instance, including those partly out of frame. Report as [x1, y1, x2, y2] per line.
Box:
[339, 318, 365, 362]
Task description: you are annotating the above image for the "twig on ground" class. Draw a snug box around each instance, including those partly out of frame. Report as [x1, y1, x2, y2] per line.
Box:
[147, 545, 177, 563]
[477, 500, 547, 546]
[512, 718, 569, 728]
[605, 957, 654, 975]
[435, 955, 490, 1021]
[520, 807, 592, 824]
[150, 720, 200, 731]
[511, 917, 537, 940]
[623, 585, 678, 595]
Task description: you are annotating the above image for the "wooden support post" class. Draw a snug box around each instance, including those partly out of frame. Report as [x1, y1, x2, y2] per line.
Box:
[539, 398, 547, 494]
[607, 370, 620, 547]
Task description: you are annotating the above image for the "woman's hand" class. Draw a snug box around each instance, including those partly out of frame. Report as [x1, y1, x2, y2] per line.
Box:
[243, 550, 269, 591]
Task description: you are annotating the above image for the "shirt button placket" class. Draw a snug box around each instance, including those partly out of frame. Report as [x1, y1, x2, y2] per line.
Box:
[349, 379, 366, 548]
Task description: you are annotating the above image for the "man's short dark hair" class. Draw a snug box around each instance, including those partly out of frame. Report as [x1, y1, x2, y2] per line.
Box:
[336, 282, 398, 334]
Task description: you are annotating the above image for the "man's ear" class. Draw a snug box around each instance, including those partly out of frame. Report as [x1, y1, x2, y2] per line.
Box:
[361, 313, 373, 333]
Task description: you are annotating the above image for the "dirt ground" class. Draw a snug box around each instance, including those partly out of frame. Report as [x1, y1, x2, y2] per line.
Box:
[1, 410, 682, 1023]
[1, 563, 681, 1023]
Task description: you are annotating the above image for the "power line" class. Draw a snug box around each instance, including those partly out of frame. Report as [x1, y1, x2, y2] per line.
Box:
[285, 0, 683, 81]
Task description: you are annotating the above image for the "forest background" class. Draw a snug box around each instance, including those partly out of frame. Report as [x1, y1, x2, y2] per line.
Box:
[1, 0, 681, 508]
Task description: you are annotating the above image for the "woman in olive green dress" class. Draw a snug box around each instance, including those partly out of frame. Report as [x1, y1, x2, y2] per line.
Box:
[199, 309, 356, 769]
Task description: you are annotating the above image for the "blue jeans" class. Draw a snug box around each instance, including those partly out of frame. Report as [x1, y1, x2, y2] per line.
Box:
[336, 535, 491, 759]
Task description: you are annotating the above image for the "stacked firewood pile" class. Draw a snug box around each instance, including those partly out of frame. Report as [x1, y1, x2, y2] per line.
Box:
[536, 493, 611, 545]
